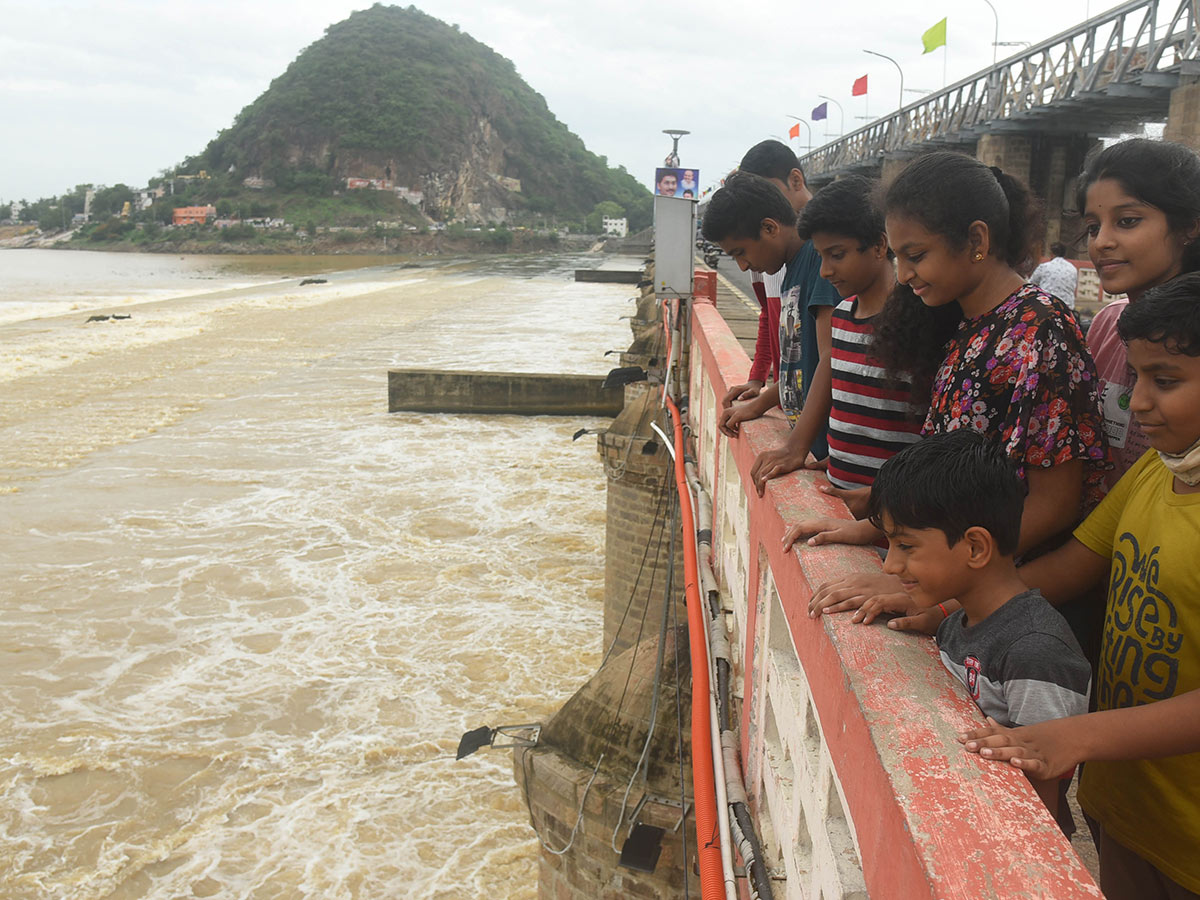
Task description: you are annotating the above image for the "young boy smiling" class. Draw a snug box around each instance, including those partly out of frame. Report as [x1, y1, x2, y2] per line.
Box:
[963, 276, 1200, 900]
[869, 430, 1092, 822]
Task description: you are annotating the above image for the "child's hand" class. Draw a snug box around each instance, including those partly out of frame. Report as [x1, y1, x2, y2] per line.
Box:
[782, 517, 879, 549]
[884, 602, 954, 634]
[855, 592, 922, 626]
[817, 483, 870, 518]
[958, 717, 1081, 781]
[807, 572, 905, 618]
[751, 447, 806, 495]
[718, 401, 761, 438]
[804, 453, 828, 471]
[721, 380, 764, 408]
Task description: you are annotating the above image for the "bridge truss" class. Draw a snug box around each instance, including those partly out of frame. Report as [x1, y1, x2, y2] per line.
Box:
[802, 0, 1200, 180]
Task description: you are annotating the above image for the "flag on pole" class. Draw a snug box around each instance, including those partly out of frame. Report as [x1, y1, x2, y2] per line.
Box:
[852, 75, 868, 96]
[922, 17, 947, 54]
[788, 122, 801, 139]
[812, 102, 828, 121]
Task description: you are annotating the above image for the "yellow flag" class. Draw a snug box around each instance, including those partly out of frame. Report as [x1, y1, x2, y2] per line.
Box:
[922, 17, 947, 54]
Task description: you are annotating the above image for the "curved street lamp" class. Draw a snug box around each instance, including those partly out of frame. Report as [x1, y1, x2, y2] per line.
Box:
[817, 95, 845, 138]
[864, 49, 905, 111]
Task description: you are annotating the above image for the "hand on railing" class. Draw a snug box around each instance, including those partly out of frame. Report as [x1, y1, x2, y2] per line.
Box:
[719, 392, 773, 437]
[816, 483, 870, 518]
[959, 716, 1080, 781]
[782, 516, 879, 549]
[721, 379, 763, 407]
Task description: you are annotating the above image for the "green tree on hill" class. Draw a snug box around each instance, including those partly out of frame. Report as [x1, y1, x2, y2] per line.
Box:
[191, 4, 651, 230]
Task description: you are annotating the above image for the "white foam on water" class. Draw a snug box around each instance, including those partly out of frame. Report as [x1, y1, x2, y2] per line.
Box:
[0, 252, 639, 899]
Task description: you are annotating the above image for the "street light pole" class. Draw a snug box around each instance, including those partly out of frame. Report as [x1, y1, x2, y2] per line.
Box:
[785, 115, 812, 152]
[817, 95, 845, 138]
[864, 49, 905, 111]
[662, 128, 689, 167]
[981, 0, 999, 65]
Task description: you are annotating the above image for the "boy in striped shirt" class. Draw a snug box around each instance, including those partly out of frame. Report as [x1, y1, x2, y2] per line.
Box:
[793, 176, 921, 491]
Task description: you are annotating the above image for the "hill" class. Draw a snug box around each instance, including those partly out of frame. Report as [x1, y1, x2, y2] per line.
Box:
[188, 4, 651, 230]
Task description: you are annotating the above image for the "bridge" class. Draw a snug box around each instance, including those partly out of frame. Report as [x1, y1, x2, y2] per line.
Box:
[801, 0, 1200, 247]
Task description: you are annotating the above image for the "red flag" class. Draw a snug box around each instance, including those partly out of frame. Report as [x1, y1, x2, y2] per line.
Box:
[852, 74, 868, 96]
[788, 122, 801, 139]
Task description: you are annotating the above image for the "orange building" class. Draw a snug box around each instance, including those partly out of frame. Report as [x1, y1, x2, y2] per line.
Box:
[172, 205, 216, 226]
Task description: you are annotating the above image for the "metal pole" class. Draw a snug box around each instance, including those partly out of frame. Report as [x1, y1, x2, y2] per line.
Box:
[864, 49, 905, 110]
[818, 94, 845, 137]
[981, 0, 999, 65]
[785, 115, 812, 152]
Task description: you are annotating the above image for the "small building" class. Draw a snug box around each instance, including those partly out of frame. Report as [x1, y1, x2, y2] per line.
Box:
[173, 205, 217, 226]
[602, 216, 628, 237]
[241, 176, 274, 190]
[346, 176, 394, 191]
[491, 174, 522, 192]
[395, 186, 424, 206]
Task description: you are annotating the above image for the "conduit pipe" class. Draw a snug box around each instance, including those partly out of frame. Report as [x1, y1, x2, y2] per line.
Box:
[664, 391, 725, 899]
[668, 296, 771, 898]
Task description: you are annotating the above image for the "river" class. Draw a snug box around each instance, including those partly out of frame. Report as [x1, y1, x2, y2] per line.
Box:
[0, 248, 635, 899]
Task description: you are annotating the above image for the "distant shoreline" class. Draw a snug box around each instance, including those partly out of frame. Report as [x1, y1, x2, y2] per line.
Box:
[0, 226, 598, 258]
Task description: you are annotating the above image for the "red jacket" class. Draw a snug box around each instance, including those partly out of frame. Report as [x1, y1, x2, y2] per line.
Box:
[747, 280, 781, 384]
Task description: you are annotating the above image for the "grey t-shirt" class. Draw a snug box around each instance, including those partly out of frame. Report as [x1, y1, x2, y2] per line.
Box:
[936, 589, 1091, 727]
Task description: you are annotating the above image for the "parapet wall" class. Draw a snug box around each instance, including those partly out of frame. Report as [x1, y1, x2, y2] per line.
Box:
[686, 299, 1103, 900]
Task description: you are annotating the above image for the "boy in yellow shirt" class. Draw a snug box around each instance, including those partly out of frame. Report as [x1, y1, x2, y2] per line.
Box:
[962, 274, 1200, 900]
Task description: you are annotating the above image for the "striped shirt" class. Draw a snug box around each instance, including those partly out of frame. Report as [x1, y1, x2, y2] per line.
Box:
[827, 297, 923, 489]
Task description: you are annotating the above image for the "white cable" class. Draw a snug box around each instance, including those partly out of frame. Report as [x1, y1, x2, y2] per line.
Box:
[650, 422, 676, 461]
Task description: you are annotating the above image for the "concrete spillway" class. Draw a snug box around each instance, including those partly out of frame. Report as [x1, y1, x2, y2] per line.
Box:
[387, 369, 624, 416]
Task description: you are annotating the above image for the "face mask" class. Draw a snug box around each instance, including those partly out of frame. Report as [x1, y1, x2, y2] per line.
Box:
[1159, 434, 1200, 486]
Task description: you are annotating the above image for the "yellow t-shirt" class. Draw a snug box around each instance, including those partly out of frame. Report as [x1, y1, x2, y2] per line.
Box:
[1074, 449, 1200, 891]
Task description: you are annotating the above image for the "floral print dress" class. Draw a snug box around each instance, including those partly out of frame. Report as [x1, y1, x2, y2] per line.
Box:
[924, 284, 1108, 509]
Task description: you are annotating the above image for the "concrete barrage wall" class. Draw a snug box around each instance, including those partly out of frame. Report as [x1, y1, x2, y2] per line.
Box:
[686, 298, 1102, 900]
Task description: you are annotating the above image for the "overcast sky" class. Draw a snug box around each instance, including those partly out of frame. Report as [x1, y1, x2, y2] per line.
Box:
[1, 0, 1119, 205]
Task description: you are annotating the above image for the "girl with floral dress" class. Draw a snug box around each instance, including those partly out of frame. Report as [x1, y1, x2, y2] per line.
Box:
[795, 152, 1107, 627]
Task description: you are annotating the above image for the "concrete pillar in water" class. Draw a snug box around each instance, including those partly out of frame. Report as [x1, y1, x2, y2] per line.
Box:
[513, 626, 698, 899]
[597, 387, 685, 659]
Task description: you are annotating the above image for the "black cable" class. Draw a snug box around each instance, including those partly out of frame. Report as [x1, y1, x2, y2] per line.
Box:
[670, 491, 689, 897]
[598, 436, 672, 671]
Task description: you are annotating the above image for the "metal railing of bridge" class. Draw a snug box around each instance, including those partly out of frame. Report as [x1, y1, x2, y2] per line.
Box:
[801, 0, 1200, 177]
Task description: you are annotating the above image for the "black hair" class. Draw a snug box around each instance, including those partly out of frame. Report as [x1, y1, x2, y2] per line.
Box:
[883, 150, 1043, 269]
[1075, 138, 1200, 272]
[867, 283, 963, 409]
[868, 152, 1044, 399]
[701, 172, 796, 243]
[868, 430, 1024, 556]
[796, 175, 887, 252]
[1118, 271, 1200, 356]
[739, 140, 805, 183]
[1050, 242, 1068, 257]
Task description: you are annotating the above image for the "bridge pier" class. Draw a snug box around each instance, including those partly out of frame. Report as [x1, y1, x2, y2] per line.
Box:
[1165, 77, 1200, 149]
[976, 133, 1032, 184]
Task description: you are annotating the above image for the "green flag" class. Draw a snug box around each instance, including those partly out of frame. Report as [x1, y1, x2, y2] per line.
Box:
[922, 17, 947, 54]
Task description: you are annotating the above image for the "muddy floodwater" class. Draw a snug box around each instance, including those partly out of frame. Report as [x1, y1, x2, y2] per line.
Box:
[0, 249, 635, 899]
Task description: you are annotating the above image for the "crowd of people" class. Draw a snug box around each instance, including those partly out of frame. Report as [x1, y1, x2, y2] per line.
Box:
[700, 137, 1200, 900]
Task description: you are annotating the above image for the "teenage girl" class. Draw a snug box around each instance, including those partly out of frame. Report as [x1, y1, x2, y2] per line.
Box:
[1076, 138, 1200, 487]
[797, 151, 1107, 623]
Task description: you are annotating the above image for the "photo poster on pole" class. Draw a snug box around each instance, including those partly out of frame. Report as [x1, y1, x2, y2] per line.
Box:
[653, 193, 696, 299]
[654, 167, 700, 201]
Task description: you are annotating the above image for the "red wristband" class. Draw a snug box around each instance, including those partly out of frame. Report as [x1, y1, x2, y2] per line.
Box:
[937, 602, 950, 619]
